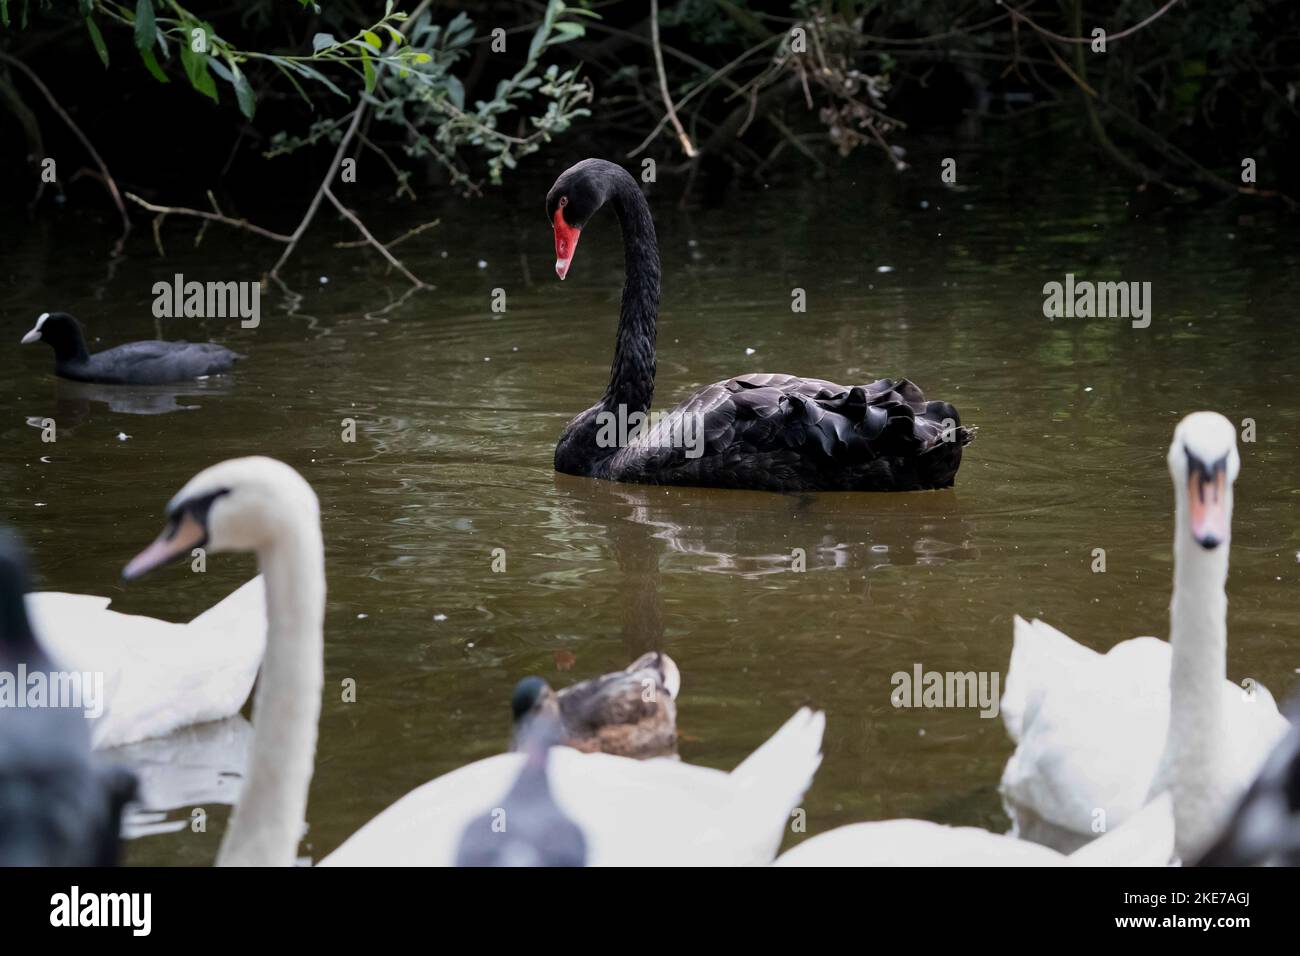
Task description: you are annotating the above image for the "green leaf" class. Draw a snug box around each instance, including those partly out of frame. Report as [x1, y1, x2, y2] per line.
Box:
[361, 49, 376, 93]
[134, 0, 156, 52]
[362, 30, 382, 51]
[85, 17, 110, 67]
[527, 23, 547, 62]
[312, 32, 337, 53]
[548, 21, 584, 45]
[1, 1, 9, 29]
[226, 60, 256, 119]
[445, 74, 464, 109]
[284, 60, 349, 100]
[446, 12, 473, 47]
[139, 46, 169, 83]
[180, 45, 219, 102]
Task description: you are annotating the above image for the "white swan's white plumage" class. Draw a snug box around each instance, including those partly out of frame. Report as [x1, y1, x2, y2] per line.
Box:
[125, 457, 824, 867]
[773, 792, 1175, 867]
[26, 577, 266, 750]
[1000, 412, 1292, 859]
[322, 707, 826, 867]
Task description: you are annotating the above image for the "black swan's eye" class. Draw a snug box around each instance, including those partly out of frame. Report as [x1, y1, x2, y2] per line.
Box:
[558, 196, 568, 207]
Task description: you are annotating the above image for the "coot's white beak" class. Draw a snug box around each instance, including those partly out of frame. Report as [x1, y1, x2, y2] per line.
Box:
[20, 328, 40, 344]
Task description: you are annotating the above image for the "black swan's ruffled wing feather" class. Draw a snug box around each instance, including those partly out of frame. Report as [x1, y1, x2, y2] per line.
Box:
[608, 373, 973, 491]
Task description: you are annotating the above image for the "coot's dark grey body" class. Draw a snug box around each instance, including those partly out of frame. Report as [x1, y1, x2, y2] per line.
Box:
[21, 311, 243, 385]
[547, 159, 973, 492]
[455, 716, 587, 867]
[0, 533, 136, 866]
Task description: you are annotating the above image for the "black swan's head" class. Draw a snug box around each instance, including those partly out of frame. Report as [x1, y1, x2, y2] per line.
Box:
[20, 312, 87, 363]
[546, 159, 634, 280]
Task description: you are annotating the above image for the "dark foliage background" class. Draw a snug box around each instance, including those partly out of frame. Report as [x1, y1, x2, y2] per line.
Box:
[1, 1, 1296, 229]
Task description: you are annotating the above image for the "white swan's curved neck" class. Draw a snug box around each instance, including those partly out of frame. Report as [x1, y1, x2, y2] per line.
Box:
[216, 519, 324, 867]
[1165, 494, 1231, 769]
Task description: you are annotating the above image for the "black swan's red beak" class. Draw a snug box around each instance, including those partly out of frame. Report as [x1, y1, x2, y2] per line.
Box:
[553, 208, 581, 280]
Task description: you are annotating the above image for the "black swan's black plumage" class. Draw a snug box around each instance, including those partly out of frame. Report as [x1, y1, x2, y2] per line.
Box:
[547, 159, 973, 492]
[0, 532, 136, 866]
[21, 312, 243, 385]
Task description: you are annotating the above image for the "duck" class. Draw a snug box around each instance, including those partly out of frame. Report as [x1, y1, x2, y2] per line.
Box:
[1196, 698, 1300, 866]
[21, 311, 243, 384]
[509, 651, 679, 758]
[0, 531, 137, 866]
[999, 412, 1292, 860]
[120, 456, 826, 866]
[774, 792, 1175, 867]
[546, 158, 973, 492]
[457, 713, 587, 867]
[26, 576, 266, 749]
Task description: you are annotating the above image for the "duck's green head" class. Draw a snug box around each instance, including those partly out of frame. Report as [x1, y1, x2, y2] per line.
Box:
[511, 676, 552, 723]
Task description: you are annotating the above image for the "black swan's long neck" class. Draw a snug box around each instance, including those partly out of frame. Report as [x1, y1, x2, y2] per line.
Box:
[601, 176, 659, 417]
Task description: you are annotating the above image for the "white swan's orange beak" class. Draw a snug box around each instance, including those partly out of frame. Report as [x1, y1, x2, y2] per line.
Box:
[553, 208, 580, 280]
[1187, 466, 1228, 550]
[123, 511, 208, 580]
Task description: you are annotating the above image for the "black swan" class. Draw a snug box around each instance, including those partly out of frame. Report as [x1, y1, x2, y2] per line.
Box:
[510, 651, 679, 759]
[21, 312, 243, 385]
[0, 532, 136, 865]
[547, 159, 973, 492]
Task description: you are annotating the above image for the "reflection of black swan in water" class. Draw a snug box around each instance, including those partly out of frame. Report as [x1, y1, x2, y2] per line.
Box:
[547, 158, 974, 492]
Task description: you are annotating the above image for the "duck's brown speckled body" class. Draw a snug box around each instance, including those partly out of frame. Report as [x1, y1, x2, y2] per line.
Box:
[511, 652, 679, 759]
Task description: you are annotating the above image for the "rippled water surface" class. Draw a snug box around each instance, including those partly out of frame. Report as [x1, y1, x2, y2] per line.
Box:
[2, 155, 1298, 864]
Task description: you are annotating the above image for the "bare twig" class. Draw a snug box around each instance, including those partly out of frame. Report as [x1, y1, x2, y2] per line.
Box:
[323, 186, 430, 287]
[125, 192, 295, 243]
[334, 218, 440, 250]
[1000, 0, 1184, 45]
[649, 0, 696, 157]
[270, 104, 369, 276]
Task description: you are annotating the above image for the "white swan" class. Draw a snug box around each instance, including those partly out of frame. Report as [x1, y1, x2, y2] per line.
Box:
[1000, 412, 1291, 860]
[773, 792, 1174, 867]
[122, 457, 826, 867]
[322, 706, 825, 866]
[26, 576, 265, 749]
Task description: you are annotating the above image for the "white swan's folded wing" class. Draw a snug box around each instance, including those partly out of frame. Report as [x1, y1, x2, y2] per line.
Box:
[26, 577, 266, 749]
[1002, 616, 1100, 741]
[321, 709, 825, 868]
[775, 819, 1068, 867]
[318, 750, 740, 867]
[1000, 621, 1170, 846]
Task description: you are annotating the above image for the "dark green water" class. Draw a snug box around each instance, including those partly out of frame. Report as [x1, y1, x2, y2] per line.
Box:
[2, 156, 1298, 864]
